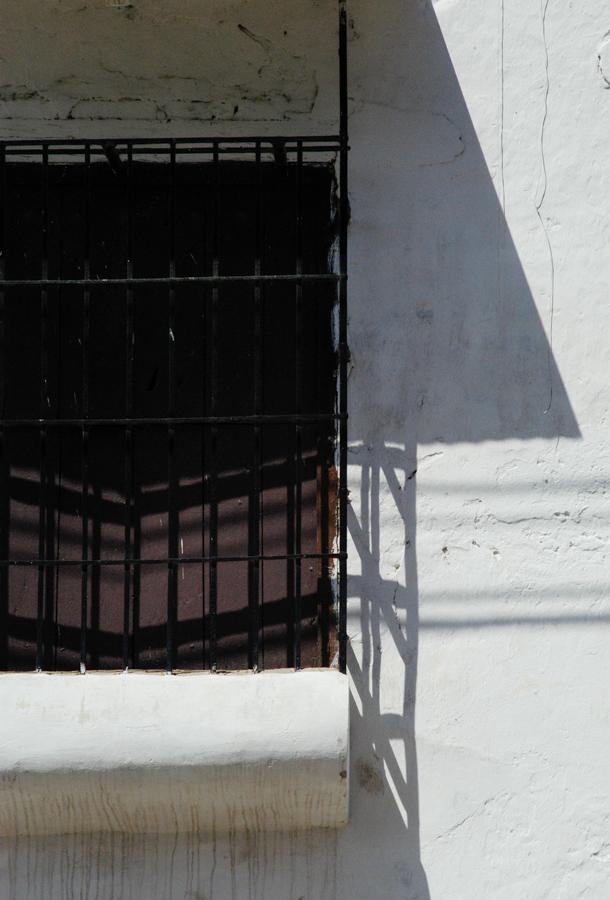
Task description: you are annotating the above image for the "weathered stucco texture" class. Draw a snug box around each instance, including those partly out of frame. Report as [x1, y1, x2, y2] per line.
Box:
[0, 0, 337, 135]
[0, 672, 349, 837]
[1, 0, 610, 897]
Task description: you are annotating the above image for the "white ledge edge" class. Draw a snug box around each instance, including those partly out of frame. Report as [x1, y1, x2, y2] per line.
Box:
[0, 669, 349, 836]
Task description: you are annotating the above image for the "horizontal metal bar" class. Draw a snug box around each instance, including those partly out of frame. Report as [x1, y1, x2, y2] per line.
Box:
[0, 135, 341, 148]
[3, 146, 341, 159]
[2, 552, 344, 567]
[0, 273, 343, 289]
[0, 413, 345, 428]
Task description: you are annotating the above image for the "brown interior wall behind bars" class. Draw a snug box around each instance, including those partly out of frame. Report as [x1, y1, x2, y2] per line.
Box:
[2, 160, 337, 671]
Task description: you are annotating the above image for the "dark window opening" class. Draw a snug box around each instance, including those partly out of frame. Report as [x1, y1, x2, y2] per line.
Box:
[0, 143, 343, 672]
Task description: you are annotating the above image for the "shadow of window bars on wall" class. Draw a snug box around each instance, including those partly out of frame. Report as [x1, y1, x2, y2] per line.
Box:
[0, 12, 349, 674]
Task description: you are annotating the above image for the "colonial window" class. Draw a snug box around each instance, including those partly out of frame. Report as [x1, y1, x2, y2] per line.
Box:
[0, 139, 347, 672]
[0, 4, 350, 840]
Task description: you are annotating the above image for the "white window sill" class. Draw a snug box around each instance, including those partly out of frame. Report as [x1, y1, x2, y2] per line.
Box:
[0, 669, 349, 836]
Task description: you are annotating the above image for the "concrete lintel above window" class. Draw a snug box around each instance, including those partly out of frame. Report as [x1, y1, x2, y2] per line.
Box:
[0, 669, 349, 836]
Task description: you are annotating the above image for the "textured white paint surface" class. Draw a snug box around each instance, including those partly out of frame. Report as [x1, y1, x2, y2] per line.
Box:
[0, 671, 349, 836]
[0, 0, 337, 136]
[2, 0, 610, 897]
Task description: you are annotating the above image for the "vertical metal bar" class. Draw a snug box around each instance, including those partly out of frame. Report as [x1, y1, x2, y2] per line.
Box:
[318, 433, 332, 666]
[248, 141, 263, 671]
[200, 168, 207, 670]
[294, 140, 304, 670]
[52, 185, 64, 662]
[338, 4, 349, 674]
[80, 145, 91, 673]
[36, 144, 49, 671]
[208, 143, 219, 671]
[166, 140, 178, 672]
[123, 143, 135, 671]
[0, 145, 7, 669]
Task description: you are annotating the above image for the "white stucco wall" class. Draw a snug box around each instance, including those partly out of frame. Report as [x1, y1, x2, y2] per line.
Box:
[2, 1, 610, 898]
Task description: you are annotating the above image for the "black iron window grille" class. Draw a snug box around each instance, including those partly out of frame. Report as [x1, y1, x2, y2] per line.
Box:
[0, 9, 348, 674]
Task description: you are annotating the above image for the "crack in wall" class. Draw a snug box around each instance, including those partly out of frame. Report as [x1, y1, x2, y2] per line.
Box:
[424, 794, 506, 846]
[535, 0, 556, 416]
[597, 31, 610, 87]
